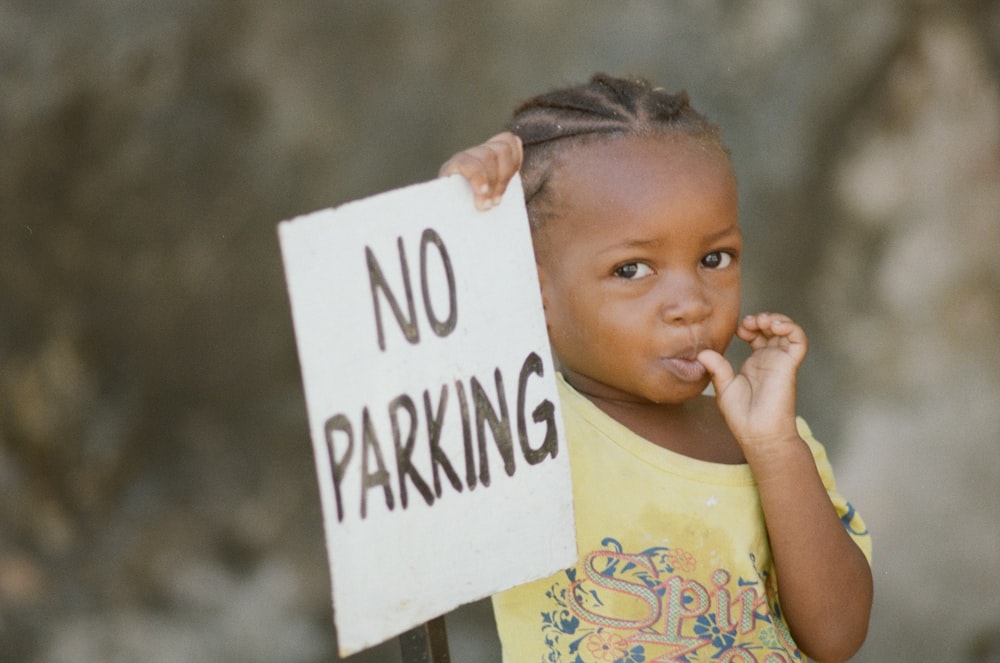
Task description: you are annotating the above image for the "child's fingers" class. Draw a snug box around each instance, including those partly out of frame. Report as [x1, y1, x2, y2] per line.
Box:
[484, 132, 523, 197]
[740, 313, 797, 337]
[439, 132, 523, 211]
[742, 312, 785, 331]
[439, 151, 497, 209]
[739, 312, 808, 355]
[697, 349, 735, 392]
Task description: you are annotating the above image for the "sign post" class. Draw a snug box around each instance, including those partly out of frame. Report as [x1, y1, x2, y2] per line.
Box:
[277, 174, 576, 658]
[399, 617, 450, 662]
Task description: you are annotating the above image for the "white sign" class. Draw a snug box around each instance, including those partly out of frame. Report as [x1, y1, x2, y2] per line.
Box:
[277, 174, 576, 656]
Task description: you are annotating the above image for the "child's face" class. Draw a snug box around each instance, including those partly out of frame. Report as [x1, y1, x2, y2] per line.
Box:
[534, 133, 741, 405]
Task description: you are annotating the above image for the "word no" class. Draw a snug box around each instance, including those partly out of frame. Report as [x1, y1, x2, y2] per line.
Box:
[367, 228, 457, 351]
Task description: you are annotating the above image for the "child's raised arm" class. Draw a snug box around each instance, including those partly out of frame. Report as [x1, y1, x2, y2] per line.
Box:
[439, 132, 523, 211]
[699, 313, 873, 662]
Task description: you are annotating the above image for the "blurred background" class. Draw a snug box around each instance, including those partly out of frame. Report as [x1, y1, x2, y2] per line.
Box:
[1, 1, 998, 661]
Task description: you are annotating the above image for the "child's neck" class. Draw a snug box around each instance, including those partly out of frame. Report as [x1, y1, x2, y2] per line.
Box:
[586, 393, 746, 465]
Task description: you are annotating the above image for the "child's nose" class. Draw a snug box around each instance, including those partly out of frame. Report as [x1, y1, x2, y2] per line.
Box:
[658, 272, 711, 324]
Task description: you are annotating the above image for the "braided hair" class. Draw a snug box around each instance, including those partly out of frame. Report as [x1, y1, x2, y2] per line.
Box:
[507, 73, 727, 228]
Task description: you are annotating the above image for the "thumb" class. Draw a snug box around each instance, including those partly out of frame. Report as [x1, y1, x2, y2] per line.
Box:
[697, 349, 734, 394]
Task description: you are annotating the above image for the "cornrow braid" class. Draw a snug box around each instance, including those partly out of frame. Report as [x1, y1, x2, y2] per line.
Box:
[507, 73, 726, 227]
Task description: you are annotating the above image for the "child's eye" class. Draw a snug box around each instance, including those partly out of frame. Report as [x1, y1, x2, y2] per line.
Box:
[701, 251, 734, 269]
[614, 262, 653, 279]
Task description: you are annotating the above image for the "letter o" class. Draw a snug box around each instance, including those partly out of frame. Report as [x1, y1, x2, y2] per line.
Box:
[420, 228, 458, 337]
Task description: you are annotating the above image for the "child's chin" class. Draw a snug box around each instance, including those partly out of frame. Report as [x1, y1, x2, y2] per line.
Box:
[646, 381, 712, 405]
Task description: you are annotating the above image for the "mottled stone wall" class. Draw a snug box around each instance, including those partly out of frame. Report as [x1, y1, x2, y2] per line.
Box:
[818, 8, 1000, 661]
[1, 2, 997, 662]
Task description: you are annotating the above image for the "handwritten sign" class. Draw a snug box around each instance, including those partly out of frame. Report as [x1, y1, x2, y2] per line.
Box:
[277, 174, 576, 656]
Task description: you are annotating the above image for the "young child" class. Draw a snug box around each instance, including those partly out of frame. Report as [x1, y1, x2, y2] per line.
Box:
[440, 74, 872, 663]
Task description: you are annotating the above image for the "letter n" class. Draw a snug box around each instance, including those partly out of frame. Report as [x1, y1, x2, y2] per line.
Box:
[471, 369, 516, 486]
[367, 238, 419, 351]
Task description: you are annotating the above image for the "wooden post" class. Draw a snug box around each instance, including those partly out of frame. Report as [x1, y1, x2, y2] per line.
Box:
[399, 616, 450, 663]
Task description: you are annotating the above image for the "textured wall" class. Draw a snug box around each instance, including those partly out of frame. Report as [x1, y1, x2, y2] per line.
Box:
[1, 2, 998, 662]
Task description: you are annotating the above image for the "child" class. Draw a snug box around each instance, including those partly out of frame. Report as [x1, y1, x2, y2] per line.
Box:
[440, 74, 872, 663]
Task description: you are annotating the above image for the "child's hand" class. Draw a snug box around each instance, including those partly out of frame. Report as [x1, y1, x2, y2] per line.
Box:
[439, 132, 523, 211]
[703, 315, 871, 659]
[697, 313, 808, 454]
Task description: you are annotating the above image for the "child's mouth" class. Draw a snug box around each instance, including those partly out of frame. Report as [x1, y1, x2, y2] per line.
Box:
[661, 357, 708, 382]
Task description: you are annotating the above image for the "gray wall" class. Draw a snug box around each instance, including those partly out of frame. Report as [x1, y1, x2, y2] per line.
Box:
[2, 2, 998, 661]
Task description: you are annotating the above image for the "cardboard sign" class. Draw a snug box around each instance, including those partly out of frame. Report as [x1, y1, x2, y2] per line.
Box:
[277, 174, 576, 656]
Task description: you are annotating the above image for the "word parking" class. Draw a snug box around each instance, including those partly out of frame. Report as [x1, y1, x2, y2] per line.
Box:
[324, 350, 559, 522]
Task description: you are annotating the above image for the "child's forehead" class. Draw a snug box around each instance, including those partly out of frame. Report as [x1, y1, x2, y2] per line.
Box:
[563, 131, 727, 166]
[531, 133, 739, 258]
[551, 132, 736, 199]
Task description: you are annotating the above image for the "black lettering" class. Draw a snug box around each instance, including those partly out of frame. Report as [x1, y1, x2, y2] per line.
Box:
[389, 394, 434, 509]
[367, 238, 419, 351]
[423, 386, 463, 497]
[360, 407, 394, 518]
[455, 379, 477, 490]
[419, 228, 458, 338]
[517, 352, 559, 464]
[324, 413, 354, 522]
[471, 369, 515, 486]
